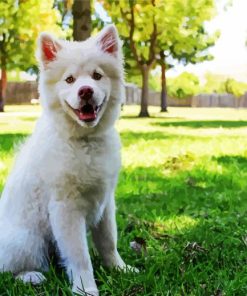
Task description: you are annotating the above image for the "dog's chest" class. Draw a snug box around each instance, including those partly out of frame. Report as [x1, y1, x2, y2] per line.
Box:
[60, 135, 121, 190]
[73, 139, 120, 183]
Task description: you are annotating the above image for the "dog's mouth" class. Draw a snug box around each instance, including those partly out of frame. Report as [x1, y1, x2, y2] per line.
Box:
[66, 98, 106, 123]
[75, 103, 97, 122]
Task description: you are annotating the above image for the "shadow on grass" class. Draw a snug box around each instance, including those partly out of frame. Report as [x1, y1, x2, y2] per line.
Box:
[114, 160, 247, 294]
[120, 115, 185, 120]
[0, 133, 28, 153]
[117, 161, 247, 219]
[0, 157, 245, 295]
[17, 116, 38, 122]
[120, 129, 219, 148]
[120, 131, 171, 147]
[152, 120, 247, 129]
[214, 155, 247, 167]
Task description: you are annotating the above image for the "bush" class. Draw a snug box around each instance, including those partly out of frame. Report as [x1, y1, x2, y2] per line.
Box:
[167, 72, 200, 99]
[224, 79, 247, 98]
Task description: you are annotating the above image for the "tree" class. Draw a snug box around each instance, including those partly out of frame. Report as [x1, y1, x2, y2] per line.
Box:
[159, 50, 169, 112]
[101, 0, 162, 117]
[0, 0, 62, 112]
[101, 0, 218, 117]
[156, 0, 218, 112]
[72, 0, 92, 41]
[55, 0, 100, 41]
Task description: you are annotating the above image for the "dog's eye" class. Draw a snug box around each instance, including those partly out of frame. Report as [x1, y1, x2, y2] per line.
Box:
[92, 72, 102, 81]
[65, 75, 75, 84]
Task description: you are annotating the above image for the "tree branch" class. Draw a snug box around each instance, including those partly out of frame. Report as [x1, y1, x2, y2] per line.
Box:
[120, 5, 141, 68]
[148, 1, 158, 66]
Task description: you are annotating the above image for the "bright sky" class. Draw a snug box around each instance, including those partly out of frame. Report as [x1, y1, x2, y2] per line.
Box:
[168, 0, 247, 82]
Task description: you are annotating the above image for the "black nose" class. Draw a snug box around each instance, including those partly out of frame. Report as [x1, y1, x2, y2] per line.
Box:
[78, 86, 94, 101]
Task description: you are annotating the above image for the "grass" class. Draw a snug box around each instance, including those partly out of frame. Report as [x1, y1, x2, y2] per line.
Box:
[1, 105, 247, 295]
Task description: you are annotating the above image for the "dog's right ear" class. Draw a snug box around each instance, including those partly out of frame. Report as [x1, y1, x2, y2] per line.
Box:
[37, 33, 62, 68]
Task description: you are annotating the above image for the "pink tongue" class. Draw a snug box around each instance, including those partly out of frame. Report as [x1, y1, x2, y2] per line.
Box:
[79, 111, 96, 121]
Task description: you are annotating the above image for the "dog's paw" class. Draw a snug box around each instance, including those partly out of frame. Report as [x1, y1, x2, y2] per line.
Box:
[73, 286, 99, 296]
[111, 261, 139, 273]
[16, 271, 46, 285]
[119, 264, 139, 273]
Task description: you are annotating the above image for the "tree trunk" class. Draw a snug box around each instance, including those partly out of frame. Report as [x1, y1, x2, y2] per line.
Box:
[72, 0, 91, 41]
[139, 64, 150, 117]
[0, 57, 7, 112]
[160, 52, 168, 112]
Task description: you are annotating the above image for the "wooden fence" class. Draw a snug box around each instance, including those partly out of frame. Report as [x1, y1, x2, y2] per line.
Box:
[6, 81, 38, 105]
[5, 81, 247, 108]
[124, 84, 247, 107]
[125, 84, 191, 106]
[191, 93, 247, 108]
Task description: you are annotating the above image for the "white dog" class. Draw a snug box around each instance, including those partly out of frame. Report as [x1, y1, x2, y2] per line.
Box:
[0, 25, 133, 295]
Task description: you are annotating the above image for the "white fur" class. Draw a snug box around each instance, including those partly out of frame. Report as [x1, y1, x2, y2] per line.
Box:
[0, 25, 132, 296]
[16, 271, 46, 285]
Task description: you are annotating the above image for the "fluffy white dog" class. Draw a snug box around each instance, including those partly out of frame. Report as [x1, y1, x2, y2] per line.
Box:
[0, 25, 133, 295]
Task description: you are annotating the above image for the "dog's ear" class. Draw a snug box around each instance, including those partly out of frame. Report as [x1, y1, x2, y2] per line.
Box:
[97, 25, 119, 56]
[37, 33, 62, 67]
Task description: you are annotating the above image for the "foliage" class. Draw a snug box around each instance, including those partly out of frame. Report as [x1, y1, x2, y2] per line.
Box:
[157, 0, 218, 66]
[202, 73, 247, 97]
[54, 0, 106, 40]
[1, 105, 247, 294]
[53, 0, 73, 39]
[148, 72, 161, 92]
[201, 72, 227, 94]
[100, 0, 218, 114]
[156, 0, 218, 111]
[100, 0, 168, 116]
[167, 72, 200, 99]
[0, 0, 62, 72]
[224, 78, 247, 98]
[126, 71, 161, 92]
[128, 70, 247, 99]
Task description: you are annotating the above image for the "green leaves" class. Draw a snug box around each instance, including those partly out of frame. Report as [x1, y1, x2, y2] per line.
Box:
[157, 0, 218, 67]
[167, 72, 200, 99]
[202, 73, 247, 97]
[224, 79, 247, 98]
[102, 0, 218, 82]
[0, 0, 63, 72]
[102, 0, 159, 66]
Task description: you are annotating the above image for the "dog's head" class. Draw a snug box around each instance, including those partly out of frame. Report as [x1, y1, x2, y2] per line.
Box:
[37, 25, 124, 130]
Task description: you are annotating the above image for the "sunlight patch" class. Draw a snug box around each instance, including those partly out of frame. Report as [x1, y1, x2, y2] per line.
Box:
[160, 215, 199, 234]
[0, 162, 5, 170]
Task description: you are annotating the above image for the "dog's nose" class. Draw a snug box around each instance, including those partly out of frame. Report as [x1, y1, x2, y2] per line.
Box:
[78, 86, 94, 101]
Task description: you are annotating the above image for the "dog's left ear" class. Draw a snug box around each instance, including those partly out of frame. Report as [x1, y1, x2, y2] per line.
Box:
[97, 25, 119, 56]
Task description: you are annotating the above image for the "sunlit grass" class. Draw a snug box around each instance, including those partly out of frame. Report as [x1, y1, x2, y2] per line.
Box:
[0, 105, 247, 295]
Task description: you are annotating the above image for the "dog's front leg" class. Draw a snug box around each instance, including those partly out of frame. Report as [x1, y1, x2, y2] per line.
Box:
[92, 195, 127, 270]
[49, 199, 98, 296]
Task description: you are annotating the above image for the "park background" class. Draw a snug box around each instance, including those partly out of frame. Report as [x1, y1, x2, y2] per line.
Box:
[1, 0, 247, 295]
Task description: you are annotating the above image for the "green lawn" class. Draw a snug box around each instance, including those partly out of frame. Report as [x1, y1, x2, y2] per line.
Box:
[1, 105, 247, 295]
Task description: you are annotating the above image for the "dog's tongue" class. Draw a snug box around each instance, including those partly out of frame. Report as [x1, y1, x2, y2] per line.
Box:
[79, 111, 96, 121]
[79, 104, 96, 121]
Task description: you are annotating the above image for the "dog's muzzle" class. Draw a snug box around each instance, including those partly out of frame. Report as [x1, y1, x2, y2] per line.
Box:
[66, 86, 106, 123]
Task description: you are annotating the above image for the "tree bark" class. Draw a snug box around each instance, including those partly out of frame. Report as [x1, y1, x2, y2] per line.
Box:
[72, 0, 91, 41]
[139, 64, 150, 117]
[0, 56, 7, 112]
[160, 52, 168, 112]
[160, 62, 168, 112]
